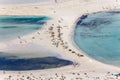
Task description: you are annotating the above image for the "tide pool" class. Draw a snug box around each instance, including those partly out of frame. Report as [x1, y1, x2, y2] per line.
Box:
[0, 16, 51, 42]
[74, 10, 120, 67]
[0, 16, 73, 70]
[0, 56, 73, 71]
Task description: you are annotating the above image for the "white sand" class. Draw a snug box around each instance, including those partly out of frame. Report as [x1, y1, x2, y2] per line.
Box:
[0, 0, 120, 80]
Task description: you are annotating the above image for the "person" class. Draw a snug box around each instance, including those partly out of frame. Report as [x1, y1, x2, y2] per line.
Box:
[73, 62, 79, 67]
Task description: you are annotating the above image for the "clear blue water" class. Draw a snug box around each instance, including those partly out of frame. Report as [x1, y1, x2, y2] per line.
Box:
[74, 10, 120, 67]
[0, 56, 73, 71]
[0, 16, 73, 70]
[0, 16, 51, 42]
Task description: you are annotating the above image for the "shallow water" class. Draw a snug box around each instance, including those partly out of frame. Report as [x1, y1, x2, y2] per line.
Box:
[0, 16, 50, 42]
[74, 10, 120, 67]
[0, 16, 73, 70]
[0, 56, 73, 71]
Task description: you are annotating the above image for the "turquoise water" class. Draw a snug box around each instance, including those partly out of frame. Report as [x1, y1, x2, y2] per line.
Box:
[74, 10, 120, 67]
[0, 16, 51, 42]
[0, 16, 73, 70]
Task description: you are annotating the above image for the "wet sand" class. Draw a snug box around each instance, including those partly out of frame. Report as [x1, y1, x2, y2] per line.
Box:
[0, 0, 120, 80]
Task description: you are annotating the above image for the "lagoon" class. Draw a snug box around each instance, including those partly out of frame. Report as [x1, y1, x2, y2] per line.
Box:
[74, 10, 120, 67]
[0, 56, 73, 71]
[0, 16, 50, 42]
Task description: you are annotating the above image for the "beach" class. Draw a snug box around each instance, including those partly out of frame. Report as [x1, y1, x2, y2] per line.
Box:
[0, 0, 120, 80]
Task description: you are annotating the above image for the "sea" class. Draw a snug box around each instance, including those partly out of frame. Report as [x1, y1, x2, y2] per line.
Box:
[74, 10, 120, 67]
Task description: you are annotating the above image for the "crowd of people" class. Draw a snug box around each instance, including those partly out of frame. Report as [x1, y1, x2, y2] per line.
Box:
[2, 1, 120, 80]
[3, 71, 120, 80]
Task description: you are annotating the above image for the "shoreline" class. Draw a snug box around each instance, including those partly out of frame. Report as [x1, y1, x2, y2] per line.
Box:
[0, 0, 120, 79]
[69, 10, 120, 70]
[0, 0, 119, 70]
[71, 10, 120, 70]
[0, 0, 53, 6]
